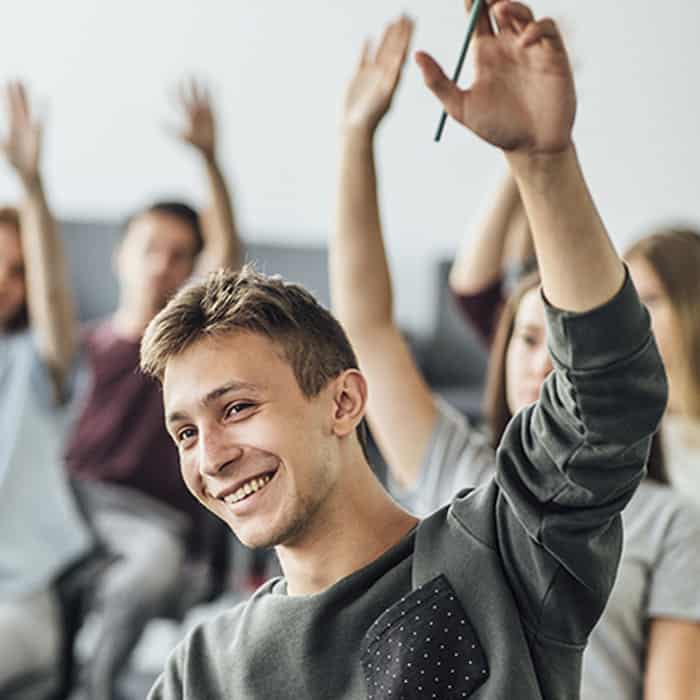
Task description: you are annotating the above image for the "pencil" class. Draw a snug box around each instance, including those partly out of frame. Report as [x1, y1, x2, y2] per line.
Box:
[434, 0, 487, 142]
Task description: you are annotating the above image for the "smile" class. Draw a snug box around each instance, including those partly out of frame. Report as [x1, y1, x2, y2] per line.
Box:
[221, 472, 275, 505]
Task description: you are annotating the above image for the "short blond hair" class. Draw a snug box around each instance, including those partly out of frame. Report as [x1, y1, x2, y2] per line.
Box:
[140, 265, 368, 449]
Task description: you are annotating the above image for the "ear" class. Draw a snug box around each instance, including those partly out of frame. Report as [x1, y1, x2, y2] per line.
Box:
[330, 369, 368, 439]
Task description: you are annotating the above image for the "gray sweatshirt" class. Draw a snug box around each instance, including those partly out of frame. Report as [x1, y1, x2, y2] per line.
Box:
[149, 274, 667, 700]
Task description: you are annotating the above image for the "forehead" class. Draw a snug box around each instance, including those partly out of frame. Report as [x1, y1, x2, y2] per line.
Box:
[514, 287, 545, 327]
[163, 331, 296, 413]
[123, 212, 198, 253]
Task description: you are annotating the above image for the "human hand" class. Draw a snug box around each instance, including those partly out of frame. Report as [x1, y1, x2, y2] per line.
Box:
[416, 1, 575, 155]
[342, 15, 414, 135]
[1, 81, 42, 187]
[171, 78, 217, 159]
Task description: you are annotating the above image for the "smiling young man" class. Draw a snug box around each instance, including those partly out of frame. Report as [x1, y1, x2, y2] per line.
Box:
[142, 3, 667, 698]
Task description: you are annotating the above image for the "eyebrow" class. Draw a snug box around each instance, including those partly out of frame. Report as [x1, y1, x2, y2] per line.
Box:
[166, 380, 260, 426]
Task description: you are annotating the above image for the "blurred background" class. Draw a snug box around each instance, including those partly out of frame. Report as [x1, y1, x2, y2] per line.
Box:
[1, 0, 698, 333]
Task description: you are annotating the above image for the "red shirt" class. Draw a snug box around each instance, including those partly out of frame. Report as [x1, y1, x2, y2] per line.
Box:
[65, 321, 205, 540]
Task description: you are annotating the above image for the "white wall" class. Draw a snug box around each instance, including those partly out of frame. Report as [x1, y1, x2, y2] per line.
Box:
[1, 0, 699, 331]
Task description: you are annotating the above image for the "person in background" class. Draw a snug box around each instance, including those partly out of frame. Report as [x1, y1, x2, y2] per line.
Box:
[626, 230, 700, 508]
[331, 11, 700, 700]
[63, 78, 242, 700]
[0, 82, 94, 698]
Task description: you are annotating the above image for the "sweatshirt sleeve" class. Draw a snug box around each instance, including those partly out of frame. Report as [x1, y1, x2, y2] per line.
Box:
[455, 270, 668, 646]
[148, 641, 185, 700]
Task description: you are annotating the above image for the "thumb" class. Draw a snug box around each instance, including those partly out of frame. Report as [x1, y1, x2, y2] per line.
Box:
[415, 51, 466, 123]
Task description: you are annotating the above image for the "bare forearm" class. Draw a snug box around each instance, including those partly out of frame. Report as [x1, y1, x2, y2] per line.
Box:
[449, 173, 523, 295]
[196, 155, 242, 274]
[508, 146, 624, 312]
[20, 176, 76, 384]
[332, 127, 393, 333]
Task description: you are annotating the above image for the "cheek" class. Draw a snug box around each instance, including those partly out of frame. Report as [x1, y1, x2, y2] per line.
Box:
[504, 346, 522, 407]
[179, 453, 203, 498]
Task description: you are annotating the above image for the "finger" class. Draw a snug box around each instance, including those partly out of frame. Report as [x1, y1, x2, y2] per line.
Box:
[8, 82, 27, 127]
[356, 38, 372, 71]
[192, 77, 208, 106]
[375, 19, 401, 67]
[491, 1, 534, 34]
[415, 51, 464, 122]
[16, 82, 30, 122]
[189, 76, 200, 105]
[381, 16, 414, 76]
[521, 18, 563, 49]
[466, 0, 494, 37]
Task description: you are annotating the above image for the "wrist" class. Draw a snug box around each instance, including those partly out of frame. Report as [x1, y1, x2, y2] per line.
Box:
[20, 171, 43, 195]
[506, 144, 577, 190]
[200, 148, 217, 165]
[341, 123, 376, 148]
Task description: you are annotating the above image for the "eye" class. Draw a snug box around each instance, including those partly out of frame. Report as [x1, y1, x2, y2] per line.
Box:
[176, 426, 197, 444]
[225, 402, 256, 419]
[515, 330, 538, 347]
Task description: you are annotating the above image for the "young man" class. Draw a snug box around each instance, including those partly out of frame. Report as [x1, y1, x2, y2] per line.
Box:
[62, 79, 242, 699]
[142, 3, 667, 698]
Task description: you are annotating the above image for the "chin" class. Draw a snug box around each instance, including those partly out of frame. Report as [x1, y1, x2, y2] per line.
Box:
[232, 526, 282, 551]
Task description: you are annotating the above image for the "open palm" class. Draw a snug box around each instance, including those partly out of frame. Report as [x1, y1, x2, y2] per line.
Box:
[175, 78, 216, 158]
[417, 1, 575, 154]
[1, 82, 42, 184]
[343, 16, 413, 132]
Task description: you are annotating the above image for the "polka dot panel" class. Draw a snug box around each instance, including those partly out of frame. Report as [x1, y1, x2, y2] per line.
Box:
[361, 575, 489, 699]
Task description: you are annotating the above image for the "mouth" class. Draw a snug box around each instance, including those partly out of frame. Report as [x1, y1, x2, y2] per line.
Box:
[219, 470, 277, 507]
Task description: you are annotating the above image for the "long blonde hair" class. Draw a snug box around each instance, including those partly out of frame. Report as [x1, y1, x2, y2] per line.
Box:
[625, 229, 700, 420]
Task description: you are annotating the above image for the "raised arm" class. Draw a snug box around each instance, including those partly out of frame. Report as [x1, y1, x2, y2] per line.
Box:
[449, 172, 523, 296]
[450, 172, 531, 341]
[1, 82, 76, 399]
[416, 1, 667, 688]
[331, 16, 439, 489]
[417, 0, 623, 309]
[172, 79, 242, 274]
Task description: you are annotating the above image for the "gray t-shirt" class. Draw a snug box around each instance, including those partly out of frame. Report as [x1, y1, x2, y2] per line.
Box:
[398, 398, 700, 700]
[0, 331, 93, 599]
[149, 274, 667, 699]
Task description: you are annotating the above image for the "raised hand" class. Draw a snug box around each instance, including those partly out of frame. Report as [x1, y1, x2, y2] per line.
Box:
[1, 81, 42, 187]
[343, 15, 413, 134]
[172, 78, 217, 160]
[416, 1, 575, 155]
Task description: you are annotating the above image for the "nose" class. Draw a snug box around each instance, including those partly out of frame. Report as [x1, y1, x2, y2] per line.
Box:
[198, 427, 243, 477]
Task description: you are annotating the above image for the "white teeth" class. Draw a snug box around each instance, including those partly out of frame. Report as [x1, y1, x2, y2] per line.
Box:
[222, 473, 274, 505]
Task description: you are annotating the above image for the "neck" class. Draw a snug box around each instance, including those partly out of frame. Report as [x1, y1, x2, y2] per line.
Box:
[276, 462, 418, 597]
